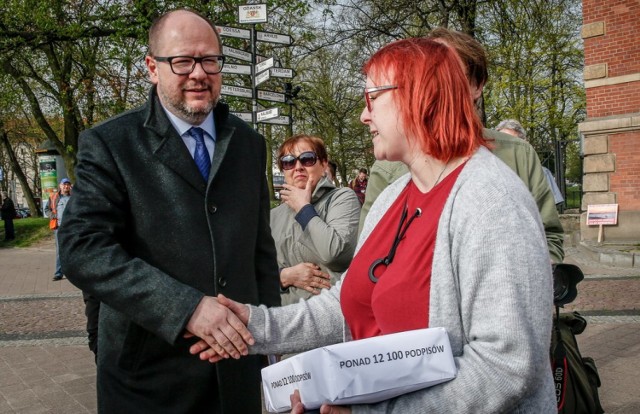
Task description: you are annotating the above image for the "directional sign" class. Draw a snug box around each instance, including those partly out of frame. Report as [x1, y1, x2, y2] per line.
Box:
[221, 85, 253, 98]
[260, 115, 291, 125]
[217, 25, 251, 40]
[222, 63, 252, 75]
[256, 107, 280, 122]
[255, 57, 274, 74]
[256, 31, 292, 45]
[257, 89, 286, 103]
[231, 112, 253, 123]
[238, 4, 267, 24]
[255, 70, 270, 87]
[223, 46, 252, 62]
[270, 68, 294, 79]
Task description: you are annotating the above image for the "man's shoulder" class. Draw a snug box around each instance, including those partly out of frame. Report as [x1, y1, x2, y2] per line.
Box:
[484, 128, 534, 154]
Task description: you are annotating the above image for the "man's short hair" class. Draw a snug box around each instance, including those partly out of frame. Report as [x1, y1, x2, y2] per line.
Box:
[359, 168, 368, 175]
[496, 119, 527, 140]
[148, 9, 221, 56]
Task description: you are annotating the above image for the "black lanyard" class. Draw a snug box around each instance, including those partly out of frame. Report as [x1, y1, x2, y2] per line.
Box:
[368, 205, 422, 283]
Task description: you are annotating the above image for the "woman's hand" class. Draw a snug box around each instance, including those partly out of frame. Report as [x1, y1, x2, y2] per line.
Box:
[290, 390, 351, 414]
[281, 263, 331, 294]
[280, 176, 317, 213]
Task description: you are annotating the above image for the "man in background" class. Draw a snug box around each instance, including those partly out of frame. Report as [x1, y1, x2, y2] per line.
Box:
[1, 192, 16, 241]
[45, 178, 72, 281]
[350, 167, 368, 205]
[496, 119, 565, 205]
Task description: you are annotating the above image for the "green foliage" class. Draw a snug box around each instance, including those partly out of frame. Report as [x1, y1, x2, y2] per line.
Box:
[0, 217, 51, 248]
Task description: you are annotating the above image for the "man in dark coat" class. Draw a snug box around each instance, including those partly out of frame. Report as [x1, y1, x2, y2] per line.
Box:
[58, 9, 280, 413]
[1, 192, 16, 241]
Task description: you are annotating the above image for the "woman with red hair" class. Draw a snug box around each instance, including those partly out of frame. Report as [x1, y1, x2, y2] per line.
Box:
[196, 38, 555, 413]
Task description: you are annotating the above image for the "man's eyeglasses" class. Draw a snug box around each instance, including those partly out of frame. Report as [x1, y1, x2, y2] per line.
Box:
[280, 151, 318, 170]
[364, 85, 398, 112]
[154, 55, 225, 75]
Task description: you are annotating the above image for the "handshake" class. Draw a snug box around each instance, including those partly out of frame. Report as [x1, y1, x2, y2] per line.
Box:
[184, 294, 254, 363]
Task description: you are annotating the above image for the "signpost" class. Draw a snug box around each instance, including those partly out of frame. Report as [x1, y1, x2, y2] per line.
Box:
[218, 4, 296, 131]
[587, 204, 619, 243]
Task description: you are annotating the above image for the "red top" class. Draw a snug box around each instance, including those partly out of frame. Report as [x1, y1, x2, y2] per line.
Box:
[341, 163, 465, 340]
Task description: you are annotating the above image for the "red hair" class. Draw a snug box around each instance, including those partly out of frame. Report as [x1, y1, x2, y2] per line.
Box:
[363, 38, 486, 161]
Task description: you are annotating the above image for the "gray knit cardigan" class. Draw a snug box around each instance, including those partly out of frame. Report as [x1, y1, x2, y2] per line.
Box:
[248, 147, 556, 413]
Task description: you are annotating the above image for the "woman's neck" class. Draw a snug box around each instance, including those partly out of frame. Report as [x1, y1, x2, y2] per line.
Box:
[406, 153, 467, 193]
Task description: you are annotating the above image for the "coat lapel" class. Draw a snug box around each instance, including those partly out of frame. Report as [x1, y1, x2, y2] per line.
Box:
[210, 103, 234, 182]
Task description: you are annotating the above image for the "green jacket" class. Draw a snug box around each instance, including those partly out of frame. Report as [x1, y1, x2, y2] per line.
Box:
[360, 128, 565, 263]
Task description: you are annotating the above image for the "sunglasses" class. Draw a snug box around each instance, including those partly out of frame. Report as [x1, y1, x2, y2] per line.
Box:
[280, 151, 318, 170]
[364, 84, 398, 112]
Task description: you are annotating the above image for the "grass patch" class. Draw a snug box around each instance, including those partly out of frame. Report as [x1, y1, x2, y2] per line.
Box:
[0, 218, 52, 248]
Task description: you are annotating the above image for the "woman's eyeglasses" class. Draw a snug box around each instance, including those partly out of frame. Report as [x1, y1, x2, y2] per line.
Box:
[280, 151, 318, 170]
[364, 85, 398, 112]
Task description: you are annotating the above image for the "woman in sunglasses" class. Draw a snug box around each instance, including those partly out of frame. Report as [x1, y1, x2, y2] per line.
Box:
[272, 134, 361, 305]
[195, 38, 554, 413]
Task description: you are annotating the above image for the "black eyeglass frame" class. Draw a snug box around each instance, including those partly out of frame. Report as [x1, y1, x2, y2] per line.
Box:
[364, 85, 398, 112]
[154, 55, 226, 75]
[279, 151, 319, 171]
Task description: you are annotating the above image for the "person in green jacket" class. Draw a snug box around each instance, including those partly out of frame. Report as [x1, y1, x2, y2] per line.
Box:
[360, 28, 564, 263]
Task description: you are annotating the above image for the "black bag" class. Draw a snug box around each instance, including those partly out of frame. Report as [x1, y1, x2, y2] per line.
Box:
[551, 311, 604, 414]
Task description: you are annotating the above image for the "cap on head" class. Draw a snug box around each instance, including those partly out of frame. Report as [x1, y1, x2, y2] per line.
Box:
[60, 178, 71, 184]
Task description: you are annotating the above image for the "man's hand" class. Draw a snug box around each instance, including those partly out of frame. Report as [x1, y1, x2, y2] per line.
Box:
[189, 294, 251, 362]
[281, 263, 331, 294]
[290, 389, 351, 414]
[185, 295, 254, 360]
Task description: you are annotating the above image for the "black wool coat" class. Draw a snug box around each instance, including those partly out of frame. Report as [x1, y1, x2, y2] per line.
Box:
[59, 88, 281, 413]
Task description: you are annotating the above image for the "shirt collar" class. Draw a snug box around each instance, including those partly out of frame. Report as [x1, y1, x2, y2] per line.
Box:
[161, 105, 216, 141]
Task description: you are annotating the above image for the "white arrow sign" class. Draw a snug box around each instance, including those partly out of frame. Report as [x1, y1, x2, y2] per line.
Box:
[217, 26, 251, 40]
[259, 115, 291, 125]
[221, 85, 253, 98]
[256, 31, 292, 45]
[223, 46, 252, 62]
[222, 63, 252, 75]
[231, 112, 253, 123]
[257, 90, 286, 103]
[255, 70, 270, 87]
[256, 107, 280, 122]
[270, 68, 294, 78]
[255, 57, 274, 74]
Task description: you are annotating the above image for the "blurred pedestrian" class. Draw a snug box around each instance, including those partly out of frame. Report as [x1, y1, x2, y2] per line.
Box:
[45, 178, 72, 281]
[349, 168, 368, 205]
[1, 192, 16, 241]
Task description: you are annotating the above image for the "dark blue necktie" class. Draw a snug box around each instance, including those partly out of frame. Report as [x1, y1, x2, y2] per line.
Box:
[189, 127, 211, 180]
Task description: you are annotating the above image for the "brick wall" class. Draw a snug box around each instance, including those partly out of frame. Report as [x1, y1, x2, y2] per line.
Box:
[583, 0, 640, 77]
[609, 132, 640, 210]
[586, 83, 640, 118]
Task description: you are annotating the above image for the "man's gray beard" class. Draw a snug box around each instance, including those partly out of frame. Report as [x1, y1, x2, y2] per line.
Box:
[160, 89, 218, 124]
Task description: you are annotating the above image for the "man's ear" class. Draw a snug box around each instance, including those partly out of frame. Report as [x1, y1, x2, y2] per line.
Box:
[145, 56, 159, 85]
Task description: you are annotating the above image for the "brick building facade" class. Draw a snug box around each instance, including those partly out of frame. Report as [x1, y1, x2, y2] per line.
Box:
[579, 0, 640, 242]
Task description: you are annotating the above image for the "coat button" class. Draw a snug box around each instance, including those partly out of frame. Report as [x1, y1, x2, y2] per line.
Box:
[208, 203, 217, 214]
[218, 277, 227, 287]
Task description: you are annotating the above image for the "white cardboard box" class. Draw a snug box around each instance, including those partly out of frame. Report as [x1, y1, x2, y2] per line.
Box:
[261, 327, 457, 412]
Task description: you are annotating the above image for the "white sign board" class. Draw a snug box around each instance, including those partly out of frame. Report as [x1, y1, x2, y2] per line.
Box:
[238, 4, 267, 24]
[262, 328, 456, 412]
[222, 46, 252, 62]
[221, 63, 252, 75]
[231, 112, 253, 123]
[587, 204, 619, 226]
[221, 85, 253, 98]
[256, 107, 280, 122]
[257, 89, 286, 103]
[255, 57, 274, 74]
[255, 70, 270, 87]
[256, 31, 292, 45]
[270, 68, 294, 78]
[259, 115, 291, 125]
[217, 25, 251, 40]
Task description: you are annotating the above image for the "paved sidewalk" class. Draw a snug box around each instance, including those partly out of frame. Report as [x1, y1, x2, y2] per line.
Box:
[0, 238, 639, 413]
